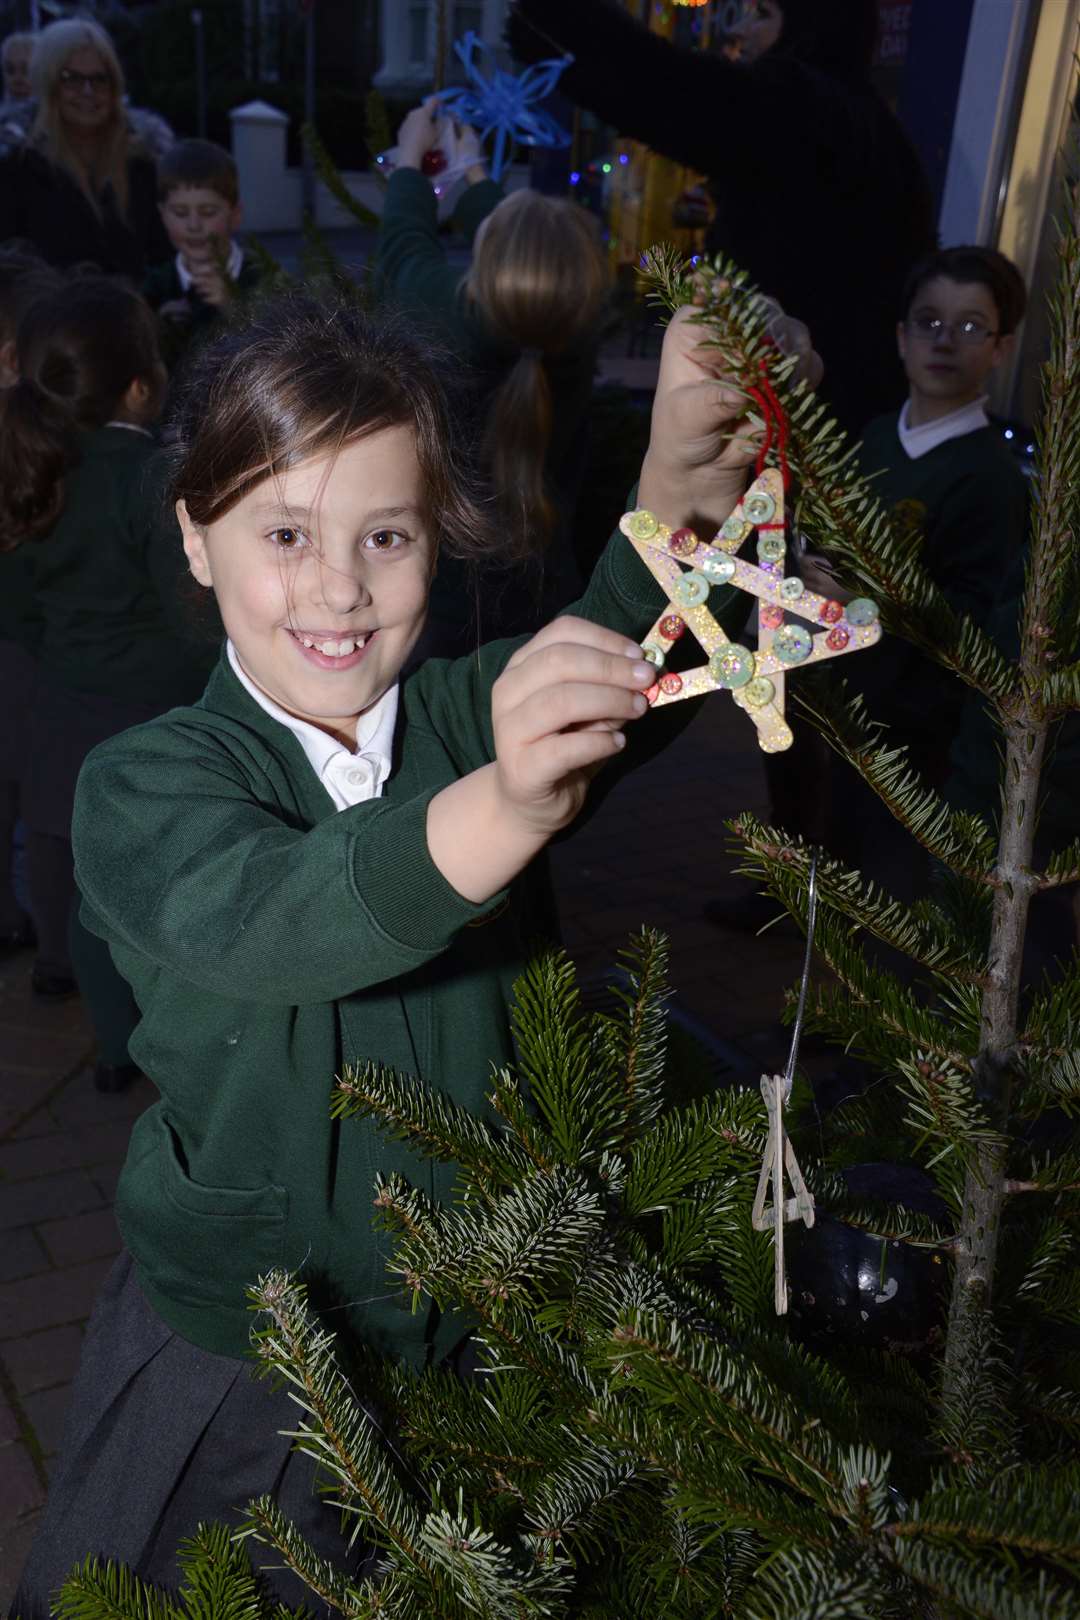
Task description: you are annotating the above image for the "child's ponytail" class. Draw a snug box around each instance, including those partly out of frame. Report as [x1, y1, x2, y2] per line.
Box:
[0, 276, 161, 551]
[465, 191, 609, 559]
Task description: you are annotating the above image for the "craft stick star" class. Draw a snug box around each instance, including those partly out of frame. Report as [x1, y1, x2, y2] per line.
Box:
[619, 469, 882, 752]
[435, 31, 572, 183]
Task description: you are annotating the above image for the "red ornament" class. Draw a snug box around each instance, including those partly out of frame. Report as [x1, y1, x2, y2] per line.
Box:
[826, 626, 850, 652]
[820, 599, 844, 624]
[421, 147, 448, 177]
[659, 614, 686, 640]
[760, 603, 784, 630]
[659, 672, 684, 696]
[668, 527, 697, 557]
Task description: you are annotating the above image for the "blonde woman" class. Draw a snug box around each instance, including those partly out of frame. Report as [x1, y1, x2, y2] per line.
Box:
[376, 100, 610, 655]
[0, 19, 167, 276]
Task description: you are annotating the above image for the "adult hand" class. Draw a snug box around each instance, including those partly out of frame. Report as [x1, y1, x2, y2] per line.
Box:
[396, 98, 443, 170]
[185, 256, 230, 308]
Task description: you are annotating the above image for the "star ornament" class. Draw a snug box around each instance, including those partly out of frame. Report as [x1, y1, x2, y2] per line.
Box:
[619, 470, 882, 753]
[435, 31, 572, 183]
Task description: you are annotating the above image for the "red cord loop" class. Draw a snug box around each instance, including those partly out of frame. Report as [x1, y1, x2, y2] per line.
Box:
[746, 358, 791, 491]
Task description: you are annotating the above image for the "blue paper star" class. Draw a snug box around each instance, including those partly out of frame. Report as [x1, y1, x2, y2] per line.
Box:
[435, 31, 572, 183]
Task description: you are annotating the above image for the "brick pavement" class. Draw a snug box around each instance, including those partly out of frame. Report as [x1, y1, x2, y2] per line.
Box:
[0, 693, 805, 1611]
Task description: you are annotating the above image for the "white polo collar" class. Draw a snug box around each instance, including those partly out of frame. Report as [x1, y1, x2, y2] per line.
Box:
[897, 395, 990, 460]
[175, 238, 244, 293]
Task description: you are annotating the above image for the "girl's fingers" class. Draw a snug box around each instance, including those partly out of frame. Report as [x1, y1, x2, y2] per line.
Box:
[505, 680, 647, 746]
[504, 614, 643, 670]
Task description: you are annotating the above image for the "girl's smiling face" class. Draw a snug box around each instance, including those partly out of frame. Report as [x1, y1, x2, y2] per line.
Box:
[179, 424, 435, 746]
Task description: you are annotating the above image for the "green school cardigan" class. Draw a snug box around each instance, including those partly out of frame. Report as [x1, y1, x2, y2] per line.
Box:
[74, 521, 742, 1366]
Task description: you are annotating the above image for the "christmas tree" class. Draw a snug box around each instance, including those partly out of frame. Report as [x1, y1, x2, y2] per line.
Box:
[55, 177, 1080, 1620]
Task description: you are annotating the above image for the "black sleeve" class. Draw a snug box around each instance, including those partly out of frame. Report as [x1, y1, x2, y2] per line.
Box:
[506, 0, 814, 177]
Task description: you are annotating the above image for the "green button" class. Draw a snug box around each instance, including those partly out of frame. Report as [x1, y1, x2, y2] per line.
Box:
[846, 597, 879, 626]
[779, 576, 804, 602]
[745, 490, 776, 525]
[703, 554, 736, 580]
[708, 644, 754, 689]
[721, 514, 748, 543]
[744, 676, 775, 708]
[626, 509, 659, 541]
[642, 642, 665, 667]
[673, 570, 711, 608]
[774, 624, 813, 665]
[756, 534, 785, 562]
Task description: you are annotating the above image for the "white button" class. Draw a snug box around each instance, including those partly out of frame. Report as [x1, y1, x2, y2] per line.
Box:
[346, 765, 370, 788]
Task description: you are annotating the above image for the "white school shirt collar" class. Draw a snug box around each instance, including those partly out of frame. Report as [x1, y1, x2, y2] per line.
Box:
[226, 640, 399, 811]
[175, 238, 244, 292]
[896, 395, 990, 460]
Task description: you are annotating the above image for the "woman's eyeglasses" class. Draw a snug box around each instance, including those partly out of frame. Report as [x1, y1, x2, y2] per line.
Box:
[58, 69, 111, 93]
[906, 315, 998, 345]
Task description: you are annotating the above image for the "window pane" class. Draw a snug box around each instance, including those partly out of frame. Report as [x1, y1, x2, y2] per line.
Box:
[409, 4, 429, 64]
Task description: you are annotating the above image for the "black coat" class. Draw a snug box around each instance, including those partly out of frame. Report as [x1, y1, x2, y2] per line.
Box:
[0, 143, 169, 280]
[507, 0, 936, 434]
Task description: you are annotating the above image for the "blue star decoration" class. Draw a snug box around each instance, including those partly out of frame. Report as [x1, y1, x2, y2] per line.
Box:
[434, 31, 572, 183]
[620, 470, 882, 753]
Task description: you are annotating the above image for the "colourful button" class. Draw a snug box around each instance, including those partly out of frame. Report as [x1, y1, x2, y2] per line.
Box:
[709, 644, 754, 689]
[774, 624, 813, 665]
[642, 642, 666, 667]
[760, 603, 784, 630]
[669, 527, 697, 557]
[703, 554, 736, 580]
[757, 534, 785, 562]
[744, 675, 775, 708]
[659, 614, 686, 640]
[721, 514, 748, 544]
[779, 576, 804, 601]
[745, 490, 776, 525]
[846, 597, 879, 626]
[819, 599, 843, 624]
[826, 626, 850, 652]
[659, 672, 683, 696]
[673, 570, 711, 608]
[626, 509, 659, 541]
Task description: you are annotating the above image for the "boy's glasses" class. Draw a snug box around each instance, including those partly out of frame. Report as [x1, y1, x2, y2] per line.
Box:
[906, 315, 998, 345]
[58, 69, 111, 93]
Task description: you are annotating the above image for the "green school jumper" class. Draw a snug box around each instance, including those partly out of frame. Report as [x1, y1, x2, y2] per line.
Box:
[73, 524, 739, 1368]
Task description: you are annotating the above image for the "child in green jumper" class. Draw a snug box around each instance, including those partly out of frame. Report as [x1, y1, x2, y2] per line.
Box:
[13, 290, 760, 1613]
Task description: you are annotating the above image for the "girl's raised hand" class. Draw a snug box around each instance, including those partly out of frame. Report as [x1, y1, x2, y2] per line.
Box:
[426, 619, 653, 905]
[491, 616, 653, 835]
[396, 98, 443, 169]
[638, 304, 759, 538]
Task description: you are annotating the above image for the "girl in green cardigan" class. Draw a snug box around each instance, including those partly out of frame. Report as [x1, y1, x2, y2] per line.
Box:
[14, 292, 757, 1614]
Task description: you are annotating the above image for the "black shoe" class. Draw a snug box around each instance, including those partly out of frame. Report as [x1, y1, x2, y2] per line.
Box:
[31, 966, 78, 1000]
[93, 1061, 141, 1094]
[0, 915, 36, 956]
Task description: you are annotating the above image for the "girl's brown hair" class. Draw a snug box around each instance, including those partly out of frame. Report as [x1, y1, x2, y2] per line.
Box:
[0, 276, 161, 550]
[463, 190, 609, 557]
[169, 292, 491, 559]
[30, 19, 131, 220]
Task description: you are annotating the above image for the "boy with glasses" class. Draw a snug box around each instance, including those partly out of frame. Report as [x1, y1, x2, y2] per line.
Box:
[821, 246, 1029, 895]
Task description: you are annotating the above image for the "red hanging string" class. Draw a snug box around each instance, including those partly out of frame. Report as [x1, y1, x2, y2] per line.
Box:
[745, 355, 792, 503]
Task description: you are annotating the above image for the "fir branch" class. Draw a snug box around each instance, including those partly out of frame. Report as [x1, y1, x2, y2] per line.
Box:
[247, 1273, 425, 1565]
[933, 1305, 1018, 1481]
[173, 1523, 275, 1620]
[740, 1547, 887, 1620]
[891, 1539, 1080, 1620]
[622, 1088, 763, 1219]
[893, 1469, 1080, 1573]
[487, 1068, 560, 1174]
[731, 812, 990, 980]
[332, 1062, 533, 1194]
[300, 123, 379, 229]
[238, 1497, 391, 1618]
[54, 1556, 186, 1620]
[604, 926, 671, 1141]
[1038, 835, 1080, 888]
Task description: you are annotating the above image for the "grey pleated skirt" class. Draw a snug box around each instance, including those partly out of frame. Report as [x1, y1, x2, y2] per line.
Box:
[13, 1251, 379, 1617]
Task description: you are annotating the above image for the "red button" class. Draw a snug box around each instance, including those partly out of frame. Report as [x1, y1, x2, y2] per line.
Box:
[659, 614, 686, 640]
[669, 528, 697, 557]
[826, 626, 850, 651]
[820, 599, 844, 624]
[760, 604, 784, 630]
[659, 673, 684, 696]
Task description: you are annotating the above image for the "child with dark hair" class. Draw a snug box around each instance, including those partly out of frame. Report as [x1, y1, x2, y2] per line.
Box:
[143, 136, 259, 340]
[376, 100, 610, 652]
[13, 289, 756, 1614]
[0, 247, 60, 959]
[0, 275, 213, 1058]
[820, 245, 1030, 894]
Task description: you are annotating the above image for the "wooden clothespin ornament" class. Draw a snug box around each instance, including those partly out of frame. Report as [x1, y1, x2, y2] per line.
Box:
[750, 854, 819, 1314]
